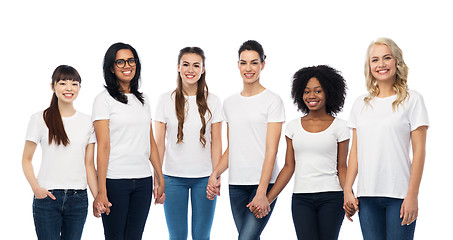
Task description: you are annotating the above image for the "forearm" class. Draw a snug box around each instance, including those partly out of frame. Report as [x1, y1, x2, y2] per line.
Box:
[96, 147, 109, 194]
[212, 147, 229, 178]
[407, 126, 427, 197]
[22, 158, 40, 192]
[267, 164, 294, 203]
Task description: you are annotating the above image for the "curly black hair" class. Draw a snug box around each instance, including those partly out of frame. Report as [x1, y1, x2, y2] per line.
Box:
[291, 65, 347, 116]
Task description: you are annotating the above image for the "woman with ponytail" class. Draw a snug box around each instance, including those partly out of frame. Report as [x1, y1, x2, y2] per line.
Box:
[22, 65, 98, 239]
[154, 46, 222, 239]
[92, 42, 165, 239]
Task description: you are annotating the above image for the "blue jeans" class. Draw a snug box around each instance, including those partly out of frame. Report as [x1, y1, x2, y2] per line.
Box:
[102, 177, 152, 240]
[291, 191, 344, 240]
[33, 189, 88, 240]
[358, 197, 416, 240]
[229, 184, 276, 240]
[164, 175, 216, 240]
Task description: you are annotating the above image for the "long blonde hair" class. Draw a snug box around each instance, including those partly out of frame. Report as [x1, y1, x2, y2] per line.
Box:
[364, 38, 409, 110]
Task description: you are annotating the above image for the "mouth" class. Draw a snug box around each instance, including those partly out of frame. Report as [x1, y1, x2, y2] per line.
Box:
[185, 74, 196, 79]
[307, 101, 319, 107]
[377, 69, 389, 74]
[63, 93, 74, 98]
[122, 70, 132, 76]
[244, 73, 255, 79]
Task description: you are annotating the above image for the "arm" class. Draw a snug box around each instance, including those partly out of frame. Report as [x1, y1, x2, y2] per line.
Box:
[337, 139, 350, 189]
[85, 143, 98, 198]
[400, 126, 428, 225]
[343, 129, 359, 222]
[153, 121, 166, 190]
[22, 141, 56, 200]
[246, 122, 283, 218]
[265, 136, 295, 204]
[150, 123, 165, 204]
[93, 120, 112, 215]
[207, 123, 229, 199]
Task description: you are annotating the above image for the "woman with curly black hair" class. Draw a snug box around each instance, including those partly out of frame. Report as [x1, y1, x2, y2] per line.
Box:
[262, 65, 350, 240]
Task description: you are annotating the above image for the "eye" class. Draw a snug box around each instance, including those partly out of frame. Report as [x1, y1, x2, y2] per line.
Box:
[371, 58, 378, 62]
[72, 82, 79, 86]
[304, 91, 310, 94]
[128, 58, 136, 64]
[194, 64, 200, 68]
[58, 82, 66, 85]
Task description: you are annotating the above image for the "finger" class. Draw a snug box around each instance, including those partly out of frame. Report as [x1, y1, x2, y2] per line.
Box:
[47, 191, 56, 200]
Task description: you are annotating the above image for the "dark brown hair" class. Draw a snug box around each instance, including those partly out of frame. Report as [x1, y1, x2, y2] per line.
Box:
[173, 47, 211, 147]
[43, 65, 81, 146]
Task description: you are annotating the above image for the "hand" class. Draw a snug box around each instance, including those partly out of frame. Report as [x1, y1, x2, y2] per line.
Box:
[93, 193, 111, 217]
[343, 191, 359, 222]
[34, 187, 56, 200]
[153, 175, 165, 204]
[206, 174, 221, 200]
[400, 195, 418, 226]
[246, 192, 270, 219]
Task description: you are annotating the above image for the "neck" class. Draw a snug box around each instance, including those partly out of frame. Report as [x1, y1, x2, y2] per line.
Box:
[377, 81, 396, 97]
[242, 81, 265, 97]
[182, 83, 198, 96]
[58, 101, 76, 117]
[119, 82, 131, 94]
[305, 109, 331, 120]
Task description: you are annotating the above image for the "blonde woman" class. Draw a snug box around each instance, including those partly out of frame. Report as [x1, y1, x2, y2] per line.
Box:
[343, 38, 429, 239]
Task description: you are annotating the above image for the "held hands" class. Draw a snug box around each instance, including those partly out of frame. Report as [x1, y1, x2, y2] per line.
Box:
[153, 175, 165, 205]
[93, 193, 112, 218]
[247, 192, 271, 219]
[206, 174, 221, 200]
[343, 192, 359, 222]
[400, 194, 418, 226]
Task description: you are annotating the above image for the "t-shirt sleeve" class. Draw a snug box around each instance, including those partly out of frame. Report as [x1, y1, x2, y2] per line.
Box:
[336, 119, 351, 142]
[267, 94, 285, 123]
[211, 95, 223, 123]
[222, 100, 229, 123]
[347, 97, 361, 129]
[154, 94, 167, 123]
[144, 94, 152, 121]
[284, 120, 295, 139]
[92, 92, 110, 122]
[409, 92, 429, 131]
[25, 113, 43, 144]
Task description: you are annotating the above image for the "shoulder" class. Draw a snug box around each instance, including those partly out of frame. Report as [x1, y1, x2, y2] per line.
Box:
[158, 91, 174, 101]
[94, 89, 111, 102]
[75, 111, 92, 121]
[207, 92, 221, 104]
[265, 89, 283, 100]
[223, 92, 241, 104]
[286, 118, 300, 129]
[407, 90, 424, 102]
[334, 117, 347, 126]
[30, 110, 45, 122]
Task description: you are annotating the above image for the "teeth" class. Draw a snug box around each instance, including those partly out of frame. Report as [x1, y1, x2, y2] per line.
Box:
[308, 101, 318, 107]
[123, 71, 131, 74]
[378, 70, 388, 73]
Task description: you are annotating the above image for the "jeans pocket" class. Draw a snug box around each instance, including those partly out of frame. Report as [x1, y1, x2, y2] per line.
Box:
[34, 195, 49, 200]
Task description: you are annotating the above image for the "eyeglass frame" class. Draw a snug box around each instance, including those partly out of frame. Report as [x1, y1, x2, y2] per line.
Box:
[114, 58, 137, 68]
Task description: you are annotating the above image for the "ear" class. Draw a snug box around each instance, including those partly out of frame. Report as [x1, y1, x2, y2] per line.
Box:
[201, 66, 205, 75]
[261, 60, 266, 71]
[110, 66, 115, 74]
[177, 64, 181, 73]
[50, 82, 55, 92]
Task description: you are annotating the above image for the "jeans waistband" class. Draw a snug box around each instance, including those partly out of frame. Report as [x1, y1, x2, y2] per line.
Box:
[48, 189, 87, 195]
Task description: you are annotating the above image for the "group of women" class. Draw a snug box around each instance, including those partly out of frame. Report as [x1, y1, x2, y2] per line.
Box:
[22, 38, 428, 240]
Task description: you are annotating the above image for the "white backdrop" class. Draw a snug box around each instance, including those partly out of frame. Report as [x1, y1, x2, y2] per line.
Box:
[1, 0, 451, 239]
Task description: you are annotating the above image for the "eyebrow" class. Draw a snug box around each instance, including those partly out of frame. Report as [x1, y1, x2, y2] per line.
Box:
[371, 54, 393, 59]
[182, 61, 201, 64]
[239, 59, 260, 62]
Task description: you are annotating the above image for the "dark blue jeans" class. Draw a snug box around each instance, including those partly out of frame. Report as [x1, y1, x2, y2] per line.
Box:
[358, 197, 416, 240]
[33, 189, 88, 240]
[164, 175, 216, 240]
[102, 177, 152, 240]
[229, 184, 276, 240]
[291, 191, 344, 240]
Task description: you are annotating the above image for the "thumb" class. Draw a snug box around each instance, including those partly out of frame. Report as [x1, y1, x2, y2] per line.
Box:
[400, 203, 404, 218]
[108, 202, 112, 207]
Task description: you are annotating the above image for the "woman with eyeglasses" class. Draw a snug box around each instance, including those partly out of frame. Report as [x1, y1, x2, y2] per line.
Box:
[92, 42, 165, 239]
[154, 46, 222, 239]
[22, 65, 98, 239]
[207, 40, 285, 239]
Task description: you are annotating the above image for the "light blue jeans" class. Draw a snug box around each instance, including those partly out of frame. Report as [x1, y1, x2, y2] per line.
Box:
[358, 197, 416, 240]
[163, 175, 216, 240]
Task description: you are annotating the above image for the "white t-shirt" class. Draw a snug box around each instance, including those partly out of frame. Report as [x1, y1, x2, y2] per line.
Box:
[154, 91, 223, 178]
[92, 90, 153, 179]
[286, 117, 350, 193]
[25, 111, 96, 190]
[347, 90, 429, 199]
[223, 89, 285, 185]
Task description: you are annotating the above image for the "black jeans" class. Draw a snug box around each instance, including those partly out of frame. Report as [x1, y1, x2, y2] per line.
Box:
[291, 191, 344, 240]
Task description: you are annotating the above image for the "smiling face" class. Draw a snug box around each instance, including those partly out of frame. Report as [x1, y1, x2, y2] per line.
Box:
[111, 49, 136, 91]
[303, 77, 326, 113]
[238, 50, 265, 85]
[369, 44, 397, 84]
[52, 79, 80, 105]
[178, 53, 205, 90]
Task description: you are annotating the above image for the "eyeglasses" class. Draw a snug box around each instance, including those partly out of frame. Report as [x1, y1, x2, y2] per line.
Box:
[114, 58, 137, 68]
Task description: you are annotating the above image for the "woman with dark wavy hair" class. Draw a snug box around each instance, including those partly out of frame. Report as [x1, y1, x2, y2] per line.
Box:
[92, 42, 165, 239]
[154, 46, 222, 239]
[22, 65, 98, 239]
[263, 65, 350, 240]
